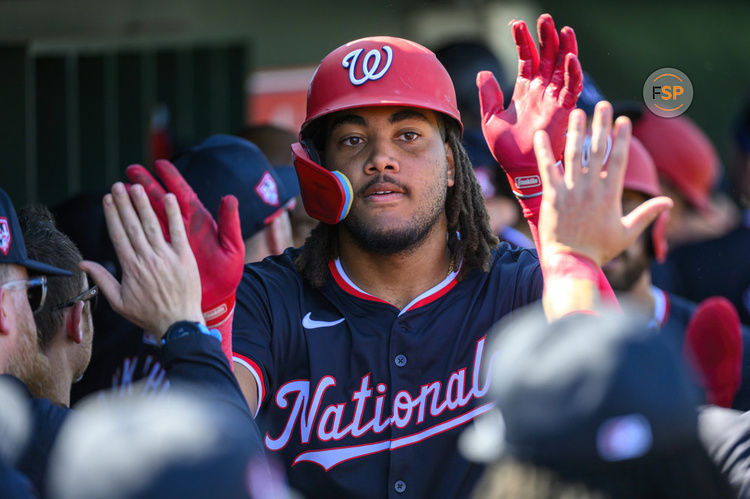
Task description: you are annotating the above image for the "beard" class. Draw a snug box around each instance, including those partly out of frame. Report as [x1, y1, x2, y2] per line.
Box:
[343, 173, 447, 255]
[602, 248, 650, 292]
[5, 320, 54, 401]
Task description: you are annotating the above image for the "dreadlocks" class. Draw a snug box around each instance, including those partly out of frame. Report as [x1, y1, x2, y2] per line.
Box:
[295, 119, 498, 288]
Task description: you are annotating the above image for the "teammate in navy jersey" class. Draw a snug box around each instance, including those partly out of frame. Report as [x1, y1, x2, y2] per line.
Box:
[598, 134, 746, 409]
[131, 14, 671, 498]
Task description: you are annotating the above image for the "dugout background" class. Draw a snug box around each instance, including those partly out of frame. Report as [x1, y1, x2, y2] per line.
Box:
[1, 0, 748, 207]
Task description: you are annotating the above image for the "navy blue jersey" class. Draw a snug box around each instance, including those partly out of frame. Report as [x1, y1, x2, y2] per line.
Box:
[232, 243, 543, 498]
[653, 224, 750, 326]
[652, 288, 750, 411]
[8, 326, 263, 498]
[6, 374, 71, 498]
[0, 457, 33, 499]
[651, 287, 697, 345]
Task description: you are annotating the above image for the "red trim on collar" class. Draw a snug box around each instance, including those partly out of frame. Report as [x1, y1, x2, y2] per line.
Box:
[328, 260, 390, 305]
[328, 259, 461, 314]
[403, 278, 458, 312]
[662, 291, 671, 327]
[654, 287, 671, 327]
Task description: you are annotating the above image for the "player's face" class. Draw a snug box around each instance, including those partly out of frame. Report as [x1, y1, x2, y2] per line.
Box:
[2, 265, 49, 388]
[602, 190, 651, 291]
[324, 106, 455, 253]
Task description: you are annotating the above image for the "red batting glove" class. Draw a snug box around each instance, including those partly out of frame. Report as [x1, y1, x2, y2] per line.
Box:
[684, 296, 743, 408]
[126, 160, 245, 365]
[478, 13, 581, 213]
[477, 15, 617, 307]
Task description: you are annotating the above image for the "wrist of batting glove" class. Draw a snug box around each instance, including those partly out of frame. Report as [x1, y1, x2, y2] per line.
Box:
[203, 295, 236, 329]
[203, 296, 236, 368]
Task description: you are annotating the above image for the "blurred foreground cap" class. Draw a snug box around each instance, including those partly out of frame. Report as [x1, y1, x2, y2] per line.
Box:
[460, 306, 700, 469]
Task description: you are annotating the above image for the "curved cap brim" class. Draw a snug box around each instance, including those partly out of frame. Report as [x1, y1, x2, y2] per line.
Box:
[20, 259, 72, 277]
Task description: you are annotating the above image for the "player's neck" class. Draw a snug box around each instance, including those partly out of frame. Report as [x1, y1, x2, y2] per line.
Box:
[43, 342, 74, 406]
[337, 223, 454, 310]
[617, 269, 655, 317]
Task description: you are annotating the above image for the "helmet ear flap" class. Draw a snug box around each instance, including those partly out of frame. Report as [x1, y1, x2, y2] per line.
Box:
[291, 142, 353, 225]
[652, 211, 669, 263]
[301, 138, 323, 166]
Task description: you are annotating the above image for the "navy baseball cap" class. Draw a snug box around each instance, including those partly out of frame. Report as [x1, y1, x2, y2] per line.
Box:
[174, 135, 300, 241]
[460, 306, 701, 469]
[577, 71, 607, 116]
[273, 165, 300, 204]
[0, 188, 71, 277]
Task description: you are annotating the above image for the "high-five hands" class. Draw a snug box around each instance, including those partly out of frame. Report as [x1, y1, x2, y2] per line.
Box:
[478, 13, 582, 200]
[126, 160, 245, 362]
[80, 183, 204, 340]
[534, 101, 673, 267]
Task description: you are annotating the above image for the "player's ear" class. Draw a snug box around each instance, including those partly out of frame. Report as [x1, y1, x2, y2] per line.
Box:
[266, 211, 293, 256]
[445, 142, 455, 188]
[0, 288, 12, 337]
[66, 301, 84, 344]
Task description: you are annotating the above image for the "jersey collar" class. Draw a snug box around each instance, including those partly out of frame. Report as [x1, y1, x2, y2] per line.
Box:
[650, 285, 670, 328]
[328, 258, 462, 316]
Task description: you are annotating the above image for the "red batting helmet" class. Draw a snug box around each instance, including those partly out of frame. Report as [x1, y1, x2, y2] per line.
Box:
[291, 36, 462, 224]
[633, 113, 719, 213]
[622, 137, 669, 262]
[589, 134, 669, 262]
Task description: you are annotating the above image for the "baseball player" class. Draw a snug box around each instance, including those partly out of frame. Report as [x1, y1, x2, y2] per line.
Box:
[598, 135, 745, 409]
[130, 14, 671, 498]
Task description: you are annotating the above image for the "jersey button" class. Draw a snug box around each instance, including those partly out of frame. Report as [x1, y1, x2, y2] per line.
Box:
[394, 354, 407, 368]
[394, 480, 407, 494]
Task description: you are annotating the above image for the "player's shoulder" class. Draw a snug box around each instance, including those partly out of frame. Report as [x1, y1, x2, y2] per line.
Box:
[243, 246, 301, 276]
[664, 290, 698, 328]
[239, 246, 305, 291]
[466, 241, 541, 287]
[236, 248, 311, 311]
[457, 242, 542, 310]
[488, 241, 540, 268]
[667, 290, 698, 315]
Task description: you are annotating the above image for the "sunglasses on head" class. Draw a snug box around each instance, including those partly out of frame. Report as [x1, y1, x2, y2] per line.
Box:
[0, 276, 47, 313]
[52, 285, 99, 312]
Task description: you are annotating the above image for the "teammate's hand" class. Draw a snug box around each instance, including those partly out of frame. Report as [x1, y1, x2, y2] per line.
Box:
[534, 101, 673, 266]
[126, 160, 245, 328]
[80, 183, 204, 339]
[477, 13, 582, 199]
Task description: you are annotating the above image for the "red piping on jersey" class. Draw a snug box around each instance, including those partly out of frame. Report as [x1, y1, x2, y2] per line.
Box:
[328, 258, 462, 315]
[232, 352, 266, 415]
[328, 260, 390, 305]
[652, 286, 671, 327]
[663, 292, 671, 326]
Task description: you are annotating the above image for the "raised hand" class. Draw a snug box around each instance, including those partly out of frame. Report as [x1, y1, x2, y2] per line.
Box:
[478, 13, 582, 200]
[126, 160, 245, 362]
[80, 183, 203, 339]
[534, 101, 673, 267]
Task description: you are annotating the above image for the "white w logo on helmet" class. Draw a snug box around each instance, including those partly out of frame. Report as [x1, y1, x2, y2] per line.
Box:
[342, 46, 393, 86]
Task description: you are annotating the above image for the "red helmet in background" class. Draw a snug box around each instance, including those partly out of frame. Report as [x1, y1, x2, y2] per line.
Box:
[622, 137, 669, 262]
[589, 134, 669, 262]
[633, 112, 719, 213]
[292, 36, 462, 224]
